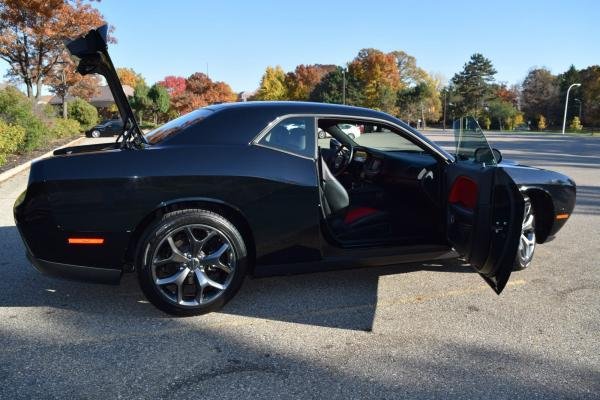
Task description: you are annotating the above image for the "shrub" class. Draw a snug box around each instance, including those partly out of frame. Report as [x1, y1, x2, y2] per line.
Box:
[49, 118, 81, 139]
[482, 116, 491, 130]
[0, 87, 46, 151]
[0, 120, 26, 166]
[139, 121, 158, 130]
[67, 98, 98, 131]
[537, 115, 547, 131]
[569, 116, 583, 132]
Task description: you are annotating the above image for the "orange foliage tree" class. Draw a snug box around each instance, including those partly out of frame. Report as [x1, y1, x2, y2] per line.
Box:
[0, 0, 110, 99]
[348, 49, 401, 113]
[285, 64, 337, 100]
[171, 72, 236, 115]
[116, 67, 145, 88]
[157, 76, 186, 96]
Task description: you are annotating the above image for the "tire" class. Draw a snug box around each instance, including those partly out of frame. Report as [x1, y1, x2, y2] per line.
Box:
[136, 209, 248, 316]
[513, 195, 536, 271]
[91, 130, 101, 138]
[318, 130, 326, 139]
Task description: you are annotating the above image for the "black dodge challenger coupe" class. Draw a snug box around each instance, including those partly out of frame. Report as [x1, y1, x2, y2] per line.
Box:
[14, 27, 576, 315]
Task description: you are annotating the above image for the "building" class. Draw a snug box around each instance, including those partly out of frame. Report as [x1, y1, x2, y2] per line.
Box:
[49, 84, 134, 117]
[237, 90, 257, 102]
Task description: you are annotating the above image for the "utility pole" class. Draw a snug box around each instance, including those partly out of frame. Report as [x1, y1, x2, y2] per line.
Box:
[562, 83, 581, 134]
[342, 68, 346, 105]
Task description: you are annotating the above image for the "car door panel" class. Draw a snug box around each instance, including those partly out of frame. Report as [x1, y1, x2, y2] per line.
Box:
[446, 163, 524, 294]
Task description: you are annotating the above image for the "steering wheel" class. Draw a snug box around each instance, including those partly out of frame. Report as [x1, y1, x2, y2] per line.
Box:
[331, 141, 354, 176]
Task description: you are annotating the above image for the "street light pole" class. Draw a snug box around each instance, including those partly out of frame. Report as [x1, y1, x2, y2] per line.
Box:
[562, 83, 581, 134]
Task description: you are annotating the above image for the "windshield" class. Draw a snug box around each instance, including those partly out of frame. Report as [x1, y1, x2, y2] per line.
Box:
[318, 121, 425, 153]
[144, 109, 213, 144]
[452, 116, 497, 165]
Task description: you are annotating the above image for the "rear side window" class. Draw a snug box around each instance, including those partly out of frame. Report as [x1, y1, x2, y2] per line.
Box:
[144, 108, 214, 144]
[257, 117, 315, 158]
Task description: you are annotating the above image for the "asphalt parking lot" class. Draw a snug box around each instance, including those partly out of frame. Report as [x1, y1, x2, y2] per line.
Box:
[0, 133, 598, 399]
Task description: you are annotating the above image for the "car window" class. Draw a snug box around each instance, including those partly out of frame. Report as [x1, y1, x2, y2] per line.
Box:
[318, 121, 425, 153]
[452, 116, 497, 165]
[144, 108, 213, 144]
[258, 117, 315, 158]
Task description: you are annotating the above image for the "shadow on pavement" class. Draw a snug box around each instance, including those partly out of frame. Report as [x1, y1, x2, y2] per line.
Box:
[0, 225, 470, 332]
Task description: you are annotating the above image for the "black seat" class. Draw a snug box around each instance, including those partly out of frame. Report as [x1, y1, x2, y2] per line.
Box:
[319, 157, 390, 240]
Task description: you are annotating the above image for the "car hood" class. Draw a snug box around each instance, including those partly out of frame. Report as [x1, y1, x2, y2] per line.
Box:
[499, 158, 575, 187]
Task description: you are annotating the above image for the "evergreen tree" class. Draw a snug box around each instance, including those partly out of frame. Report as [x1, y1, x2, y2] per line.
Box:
[450, 53, 497, 117]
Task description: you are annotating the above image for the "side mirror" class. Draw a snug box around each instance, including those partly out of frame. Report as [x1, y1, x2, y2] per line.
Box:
[474, 147, 502, 164]
[492, 148, 502, 163]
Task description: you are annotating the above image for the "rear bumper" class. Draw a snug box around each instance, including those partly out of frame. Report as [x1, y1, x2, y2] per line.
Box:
[26, 251, 121, 284]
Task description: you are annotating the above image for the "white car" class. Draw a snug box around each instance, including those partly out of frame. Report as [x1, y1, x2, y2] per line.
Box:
[318, 124, 361, 139]
[339, 123, 361, 139]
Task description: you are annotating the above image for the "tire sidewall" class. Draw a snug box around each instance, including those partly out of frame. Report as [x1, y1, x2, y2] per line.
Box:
[136, 210, 247, 316]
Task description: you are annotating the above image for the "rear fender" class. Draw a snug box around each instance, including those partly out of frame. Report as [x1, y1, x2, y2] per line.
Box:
[125, 197, 256, 273]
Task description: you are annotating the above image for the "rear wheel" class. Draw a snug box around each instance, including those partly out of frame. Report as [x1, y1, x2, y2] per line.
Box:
[513, 195, 536, 270]
[136, 209, 247, 316]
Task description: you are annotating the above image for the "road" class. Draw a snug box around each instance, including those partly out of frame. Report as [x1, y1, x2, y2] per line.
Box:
[0, 134, 598, 399]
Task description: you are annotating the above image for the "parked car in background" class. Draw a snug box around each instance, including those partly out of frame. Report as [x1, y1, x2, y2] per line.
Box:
[319, 124, 361, 139]
[86, 118, 124, 138]
[515, 123, 531, 131]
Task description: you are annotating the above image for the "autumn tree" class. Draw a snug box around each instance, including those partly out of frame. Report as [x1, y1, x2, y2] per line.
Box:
[451, 53, 497, 117]
[70, 74, 101, 100]
[285, 64, 336, 100]
[157, 76, 186, 96]
[348, 48, 401, 113]
[0, 0, 110, 99]
[309, 67, 363, 105]
[486, 99, 518, 130]
[390, 50, 427, 88]
[170, 72, 235, 115]
[45, 56, 100, 117]
[492, 83, 519, 107]
[117, 67, 145, 88]
[46, 60, 81, 118]
[578, 65, 600, 126]
[254, 66, 287, 100]
[521, 68, 559, 127]
[396, 73, 442, 127]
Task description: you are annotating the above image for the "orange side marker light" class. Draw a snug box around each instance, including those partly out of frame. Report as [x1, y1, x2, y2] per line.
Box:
[555, 214, 570, 220]
[67, 237, 105, 245]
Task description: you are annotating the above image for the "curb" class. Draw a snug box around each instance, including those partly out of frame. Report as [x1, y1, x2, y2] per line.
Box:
[0, 136, 86, 184]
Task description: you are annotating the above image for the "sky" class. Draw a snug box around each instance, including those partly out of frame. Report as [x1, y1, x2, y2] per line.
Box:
[2, 0, 599, 92]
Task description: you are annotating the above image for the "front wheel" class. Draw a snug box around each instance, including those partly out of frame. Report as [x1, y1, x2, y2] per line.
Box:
[513, 195, 536, 270]
[91, 130, 101, 138]
[136, 209, 248, 316]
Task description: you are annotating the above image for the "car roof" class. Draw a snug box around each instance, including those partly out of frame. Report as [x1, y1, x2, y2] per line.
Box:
[165, 101, 453, 160]
[206, 101, 393, 120]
